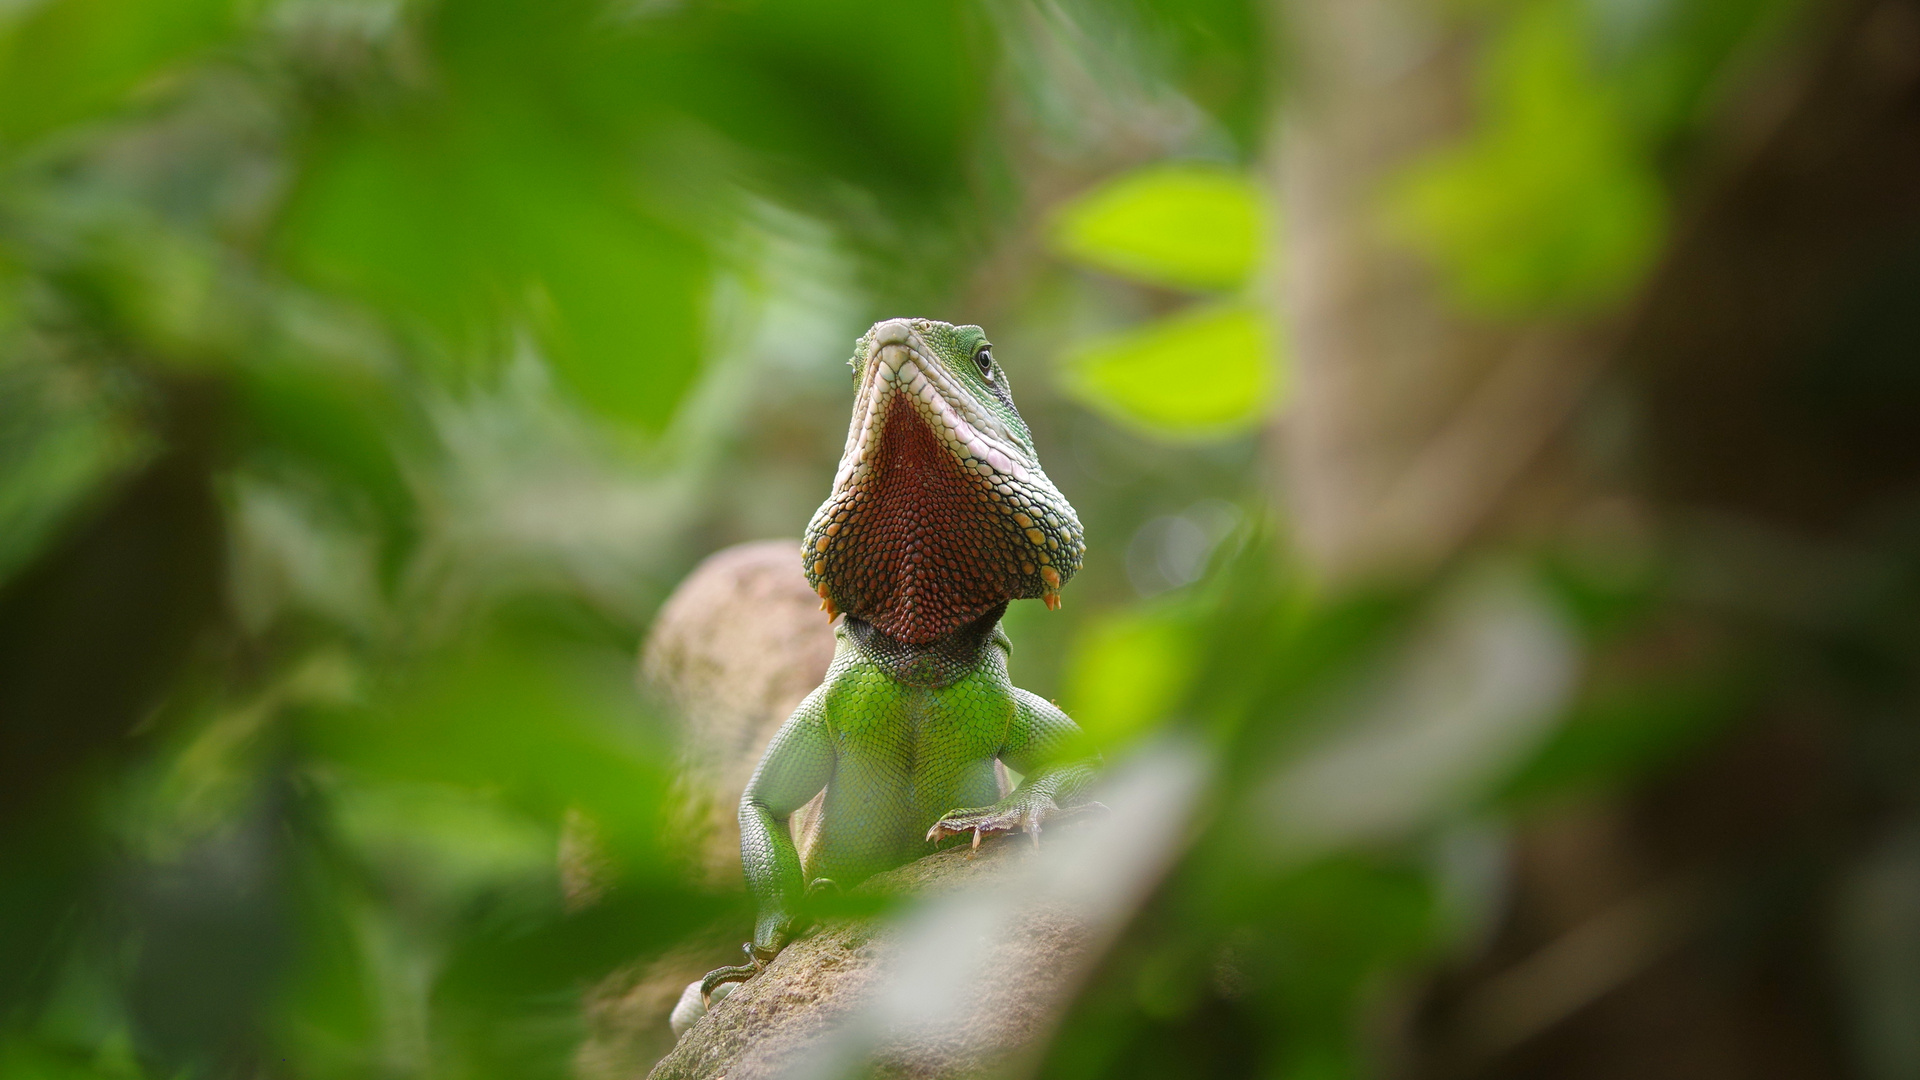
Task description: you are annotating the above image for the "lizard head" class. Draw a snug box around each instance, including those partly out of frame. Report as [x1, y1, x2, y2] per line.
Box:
[802, 317, 1085, 644]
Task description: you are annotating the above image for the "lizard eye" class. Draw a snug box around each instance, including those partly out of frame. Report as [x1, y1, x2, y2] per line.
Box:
[974, 345, 994, 380]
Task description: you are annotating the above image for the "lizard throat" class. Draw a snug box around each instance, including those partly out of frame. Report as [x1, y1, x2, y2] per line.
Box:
[843, 602, 1009, 688]
[809, 394, 1034, 644]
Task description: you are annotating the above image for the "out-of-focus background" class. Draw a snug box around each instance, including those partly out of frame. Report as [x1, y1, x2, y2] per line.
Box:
[5, 0, 1920, 1076]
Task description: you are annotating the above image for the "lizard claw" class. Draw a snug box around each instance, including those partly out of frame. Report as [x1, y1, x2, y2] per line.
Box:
[698, 942, 777, 1008]
[926, 802, 1046, 849]
[926, 796, 1109, 850]
[699, 963, 755, 1008]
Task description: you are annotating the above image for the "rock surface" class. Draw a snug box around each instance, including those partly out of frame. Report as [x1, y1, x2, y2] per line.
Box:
[640, 539, 837, 884]
[648, 838, 1095, 1080]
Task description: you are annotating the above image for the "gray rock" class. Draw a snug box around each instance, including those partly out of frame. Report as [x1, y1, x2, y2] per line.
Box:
[639, 539, 837, 885]
[649, 838, 1094, 1080]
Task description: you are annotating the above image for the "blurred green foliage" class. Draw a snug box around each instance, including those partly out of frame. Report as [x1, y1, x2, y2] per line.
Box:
[1385, 0, 1796, 315]
[1387, 2, 1664, 314]
[1061, 606, 1199, 752]
[0, 0, 239, 146]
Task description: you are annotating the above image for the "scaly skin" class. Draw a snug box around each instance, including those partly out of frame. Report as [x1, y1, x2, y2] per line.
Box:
[701, 319, 1097, 1002]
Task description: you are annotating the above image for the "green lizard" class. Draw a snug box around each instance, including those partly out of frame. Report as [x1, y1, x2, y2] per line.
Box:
[699, 318, 1097, 1001]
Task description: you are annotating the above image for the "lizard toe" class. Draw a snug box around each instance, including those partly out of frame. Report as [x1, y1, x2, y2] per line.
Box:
[699, 963, 757, 1007]
[927, 805, 1028, 846]
[698, 941, 779, 1007]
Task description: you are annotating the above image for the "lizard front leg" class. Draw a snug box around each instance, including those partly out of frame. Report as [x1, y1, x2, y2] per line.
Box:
[701, 689, 834, 1001]
[928, 687, 1099, 848]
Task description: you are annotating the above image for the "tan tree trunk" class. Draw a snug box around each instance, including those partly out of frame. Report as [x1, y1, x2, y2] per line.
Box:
[1276, 0, 1600, 585]
[1272, 0, 1920, 1076]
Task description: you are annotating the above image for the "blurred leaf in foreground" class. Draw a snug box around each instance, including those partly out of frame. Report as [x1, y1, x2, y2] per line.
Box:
[1255, 568, 1578, 855]
[1050, 164, 1263, 291]
[1061, 302, 1278, 438]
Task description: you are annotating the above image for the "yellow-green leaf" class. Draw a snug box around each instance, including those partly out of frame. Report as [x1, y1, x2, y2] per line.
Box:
[1062, 302, 1280, 438]
[1050, 163, 1263, 291]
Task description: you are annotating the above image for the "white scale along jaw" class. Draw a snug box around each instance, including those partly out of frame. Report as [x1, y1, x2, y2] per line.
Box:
[801, 318, 1085, 644]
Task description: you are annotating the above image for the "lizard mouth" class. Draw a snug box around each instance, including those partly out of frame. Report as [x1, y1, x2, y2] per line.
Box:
[803, 327, 1079, 644]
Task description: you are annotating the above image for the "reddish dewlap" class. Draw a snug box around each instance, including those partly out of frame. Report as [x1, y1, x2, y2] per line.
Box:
[829, 395, 1028, 643]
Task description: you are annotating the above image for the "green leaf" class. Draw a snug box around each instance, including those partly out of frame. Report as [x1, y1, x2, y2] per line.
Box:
[1061, 302, 1279, 437]
[1383, 4, 1663, 316]
[0, 0, 238, 148]
[277, 108, 710, 432]
[1050, 163, 1263, 291]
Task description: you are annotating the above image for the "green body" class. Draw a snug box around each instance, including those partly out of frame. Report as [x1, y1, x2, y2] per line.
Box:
[740, 614, 1092, 949]
[711, 318, 1096, 976]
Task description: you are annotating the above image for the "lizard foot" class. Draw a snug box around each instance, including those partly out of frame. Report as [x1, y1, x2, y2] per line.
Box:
[698, 942, 778, 1007]
[926, 798, 1108, 851]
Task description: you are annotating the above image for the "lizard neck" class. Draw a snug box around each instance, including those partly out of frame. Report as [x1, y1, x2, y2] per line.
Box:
[840, 601, 1010, 689]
